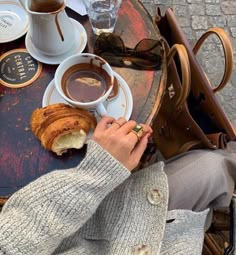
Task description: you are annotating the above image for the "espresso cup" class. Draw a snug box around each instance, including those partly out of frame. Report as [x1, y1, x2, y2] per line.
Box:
[54, 53, 114, 116]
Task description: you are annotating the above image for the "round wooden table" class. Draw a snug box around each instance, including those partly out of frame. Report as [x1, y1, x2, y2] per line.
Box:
[0, 0, 166, 205]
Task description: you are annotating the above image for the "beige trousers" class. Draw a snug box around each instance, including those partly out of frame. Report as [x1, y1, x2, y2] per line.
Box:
[165, 142, 236, 211]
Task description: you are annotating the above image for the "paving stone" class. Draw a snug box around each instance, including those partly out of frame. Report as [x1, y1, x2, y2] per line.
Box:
[208, 16, 226, 27]
[192, 16, 209, 29]
[195, 29, 208, 38]
[231, 72, 236, 86]
[230, 27, 236, 37]
[173, 4, 189, 16]
[187, 0, 203, 3]
[153, 0, 172, 5]
[189, 4, 205, 15]
[221, 1, 236, 15]
[173, 0, 187, 4]
[227, 15, 236, 26]
[205, 0, 220, 3]
[206, 4, 221, 16]
[178, 16, 191, 27]
[182, 27, 196, 41]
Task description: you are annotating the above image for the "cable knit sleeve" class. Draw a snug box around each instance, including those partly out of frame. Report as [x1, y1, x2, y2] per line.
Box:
[0, 140, 130, 255]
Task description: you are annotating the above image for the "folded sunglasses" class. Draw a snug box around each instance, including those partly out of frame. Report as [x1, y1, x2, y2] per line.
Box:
[93, 32, 164, 70]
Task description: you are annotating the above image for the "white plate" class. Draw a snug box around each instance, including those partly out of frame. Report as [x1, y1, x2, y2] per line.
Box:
[42, 71, 133, 121]
[25, 18, 87, 65]
[0, 1, 29, 43]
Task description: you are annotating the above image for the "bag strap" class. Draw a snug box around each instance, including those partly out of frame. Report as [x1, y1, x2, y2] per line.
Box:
[166, 43, 191, 110]
[146, 42, 190, 125]
[193, 27, 234, 93]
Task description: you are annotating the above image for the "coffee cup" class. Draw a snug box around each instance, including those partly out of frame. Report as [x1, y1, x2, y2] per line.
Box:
[54, 53, 114, 116]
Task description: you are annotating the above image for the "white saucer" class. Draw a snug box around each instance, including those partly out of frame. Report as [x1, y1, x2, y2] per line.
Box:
[42, 71, 133, 120]
[0, 1, 29, 43]
[25, 18, 87, 65]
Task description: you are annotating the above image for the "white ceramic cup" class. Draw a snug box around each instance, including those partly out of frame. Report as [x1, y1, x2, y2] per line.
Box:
[21, 0, 75, 56]
[54, 53, 114, 116]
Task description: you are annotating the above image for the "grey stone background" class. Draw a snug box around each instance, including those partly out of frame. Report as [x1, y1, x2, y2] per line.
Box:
[140, 0, 236, 126]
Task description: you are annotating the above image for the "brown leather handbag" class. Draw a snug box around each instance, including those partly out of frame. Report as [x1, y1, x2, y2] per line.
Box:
[151, 7, 236, 159]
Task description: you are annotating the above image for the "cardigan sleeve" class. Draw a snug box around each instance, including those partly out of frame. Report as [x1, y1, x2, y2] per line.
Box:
[0, 140, 130, 255]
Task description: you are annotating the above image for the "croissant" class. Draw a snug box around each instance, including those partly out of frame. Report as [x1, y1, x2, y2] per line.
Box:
[30, 103, 97, 155]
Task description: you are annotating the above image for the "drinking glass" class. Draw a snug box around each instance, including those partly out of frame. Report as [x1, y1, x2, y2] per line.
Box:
[87, 0, 122, 36]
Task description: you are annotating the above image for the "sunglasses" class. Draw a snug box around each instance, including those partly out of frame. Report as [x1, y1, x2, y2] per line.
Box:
[93, 33, 164, 70]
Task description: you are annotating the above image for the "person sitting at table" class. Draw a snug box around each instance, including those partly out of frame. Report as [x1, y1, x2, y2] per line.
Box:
[0, 116, 235, 255]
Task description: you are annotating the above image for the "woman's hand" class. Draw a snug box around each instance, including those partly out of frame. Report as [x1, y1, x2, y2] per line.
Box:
[92, 116, 153, 171]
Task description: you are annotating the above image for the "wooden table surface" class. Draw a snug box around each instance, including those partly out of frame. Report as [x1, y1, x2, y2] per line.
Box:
[0, 0, 166, 204]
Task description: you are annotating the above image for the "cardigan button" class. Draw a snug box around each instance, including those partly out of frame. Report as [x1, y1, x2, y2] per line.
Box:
[147, 189, 162, 205]
[132, 244, 151, 254]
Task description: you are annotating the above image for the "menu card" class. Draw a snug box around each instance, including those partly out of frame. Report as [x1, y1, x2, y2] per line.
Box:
[66, 0, 87, 16]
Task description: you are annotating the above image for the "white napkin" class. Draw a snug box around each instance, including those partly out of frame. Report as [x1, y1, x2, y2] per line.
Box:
[66, 0, 87, 16]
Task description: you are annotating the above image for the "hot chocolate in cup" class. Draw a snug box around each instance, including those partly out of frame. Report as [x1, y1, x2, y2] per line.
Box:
[54, 53, 114, 116]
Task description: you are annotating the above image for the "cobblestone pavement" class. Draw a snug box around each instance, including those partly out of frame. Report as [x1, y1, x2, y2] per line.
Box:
[140, 0, 236, 126]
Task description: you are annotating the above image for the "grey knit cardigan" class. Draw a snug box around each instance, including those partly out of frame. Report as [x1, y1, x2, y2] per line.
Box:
[0, 140, 208, 255]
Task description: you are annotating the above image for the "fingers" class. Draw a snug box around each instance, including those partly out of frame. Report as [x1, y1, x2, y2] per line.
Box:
[92, 116, 153, 171]
[125, 124, 152, 170]
[109, 117, 127, 131]
[127, 123, 152, 144]
[116, 120, 137, 135]
[92, 116, 115, 142]
[131, 132, 150, 162]
[95, 116, 115, 131]
[110, 120, 142, 146]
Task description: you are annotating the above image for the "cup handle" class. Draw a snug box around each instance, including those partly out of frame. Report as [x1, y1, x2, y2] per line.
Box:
[96, 102, 108, 116]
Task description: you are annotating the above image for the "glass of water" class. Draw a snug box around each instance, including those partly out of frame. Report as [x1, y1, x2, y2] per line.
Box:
[87, 0, 122, 36]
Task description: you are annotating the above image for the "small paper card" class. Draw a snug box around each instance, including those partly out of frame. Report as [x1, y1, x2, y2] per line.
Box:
[66, 0, 87, 16]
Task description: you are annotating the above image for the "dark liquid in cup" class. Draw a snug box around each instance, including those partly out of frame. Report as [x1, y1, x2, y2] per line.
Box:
[61, 64, 111, 103]
[30, 0, 64, 12]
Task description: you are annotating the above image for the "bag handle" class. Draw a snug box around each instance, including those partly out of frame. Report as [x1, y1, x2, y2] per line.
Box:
[193, 27, 234, 93]
[167, 43, 191, 110]
[146, 43, 190, 125]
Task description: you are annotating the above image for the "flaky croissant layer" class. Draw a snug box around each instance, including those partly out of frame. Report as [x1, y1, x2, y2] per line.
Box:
[30, 103, 97, 155]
